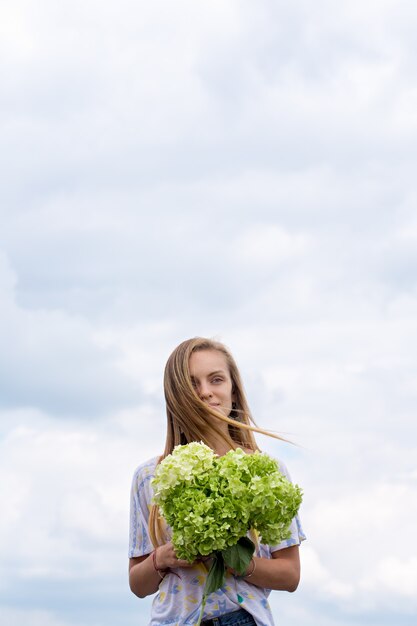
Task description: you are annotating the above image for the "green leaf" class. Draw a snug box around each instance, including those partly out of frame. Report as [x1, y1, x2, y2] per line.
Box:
[204, 552, 225, 596]
[222, 537, 255, 575]
[196, 556, 225, 626]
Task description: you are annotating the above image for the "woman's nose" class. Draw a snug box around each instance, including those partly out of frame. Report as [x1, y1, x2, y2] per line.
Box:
[199, 382, 212, 399]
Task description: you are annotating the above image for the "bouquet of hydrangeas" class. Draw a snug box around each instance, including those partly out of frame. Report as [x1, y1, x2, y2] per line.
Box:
[152, 442, 302, 625]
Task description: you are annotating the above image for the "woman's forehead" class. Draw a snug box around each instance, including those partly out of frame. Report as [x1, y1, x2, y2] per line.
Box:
[189, 349, 228, 375]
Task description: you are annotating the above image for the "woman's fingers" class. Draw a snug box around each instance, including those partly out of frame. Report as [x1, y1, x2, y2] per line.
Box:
[154, 542, 212, 570]
[155, 543, 196, 569]
[154, 543, 175, 569]
[175, 558, 194, 568]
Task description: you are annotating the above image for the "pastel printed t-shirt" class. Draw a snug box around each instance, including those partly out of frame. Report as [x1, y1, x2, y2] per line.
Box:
[129, 456, 306, 626]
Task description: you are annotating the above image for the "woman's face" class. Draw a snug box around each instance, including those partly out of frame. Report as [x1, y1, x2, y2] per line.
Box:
[188, 349, 234, 418]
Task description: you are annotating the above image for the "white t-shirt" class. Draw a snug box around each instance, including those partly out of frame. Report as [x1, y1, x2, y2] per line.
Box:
[129, 456, 305, 626]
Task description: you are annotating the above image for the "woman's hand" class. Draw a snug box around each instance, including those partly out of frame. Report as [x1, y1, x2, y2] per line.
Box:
[129, 542, 197, 599]
[226, 546, 300, 591]
[154, 542, 196, 570]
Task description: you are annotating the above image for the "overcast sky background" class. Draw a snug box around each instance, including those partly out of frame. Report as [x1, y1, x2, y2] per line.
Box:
[1, 1, 417, 625]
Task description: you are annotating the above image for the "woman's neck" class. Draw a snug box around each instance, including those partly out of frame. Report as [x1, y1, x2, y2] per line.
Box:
[204, 431, 234, 457]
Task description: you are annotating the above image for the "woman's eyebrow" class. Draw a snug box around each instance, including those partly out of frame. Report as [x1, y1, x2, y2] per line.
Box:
[190, 370, 226, 381]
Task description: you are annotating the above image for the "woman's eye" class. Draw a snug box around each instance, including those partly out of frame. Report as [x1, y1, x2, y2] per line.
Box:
[212, 377, 223, 383]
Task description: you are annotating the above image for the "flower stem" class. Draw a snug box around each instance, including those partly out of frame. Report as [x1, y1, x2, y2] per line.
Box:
[196, 595, 207, 626]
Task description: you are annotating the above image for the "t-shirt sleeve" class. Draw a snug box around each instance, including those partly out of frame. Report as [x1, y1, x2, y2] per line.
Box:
[269, 459, 306, 553]
[128, 462, 155, 558]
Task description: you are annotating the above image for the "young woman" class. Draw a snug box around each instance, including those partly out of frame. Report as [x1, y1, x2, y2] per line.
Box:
[129, 337, 305, 626]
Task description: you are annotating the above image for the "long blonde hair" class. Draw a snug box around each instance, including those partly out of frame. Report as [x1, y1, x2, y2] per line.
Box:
[149, 337, 287, 547]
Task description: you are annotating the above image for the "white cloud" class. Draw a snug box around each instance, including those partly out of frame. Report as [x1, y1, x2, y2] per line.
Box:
[301, 546, 355, 600]
[230, 224, 310, 268]
[0, 252, 142, 415]
[0, 608, 69, 626]
[0, 407, 163, 581]
[302, 480, 417, 611]
[361, 556, 417, 598]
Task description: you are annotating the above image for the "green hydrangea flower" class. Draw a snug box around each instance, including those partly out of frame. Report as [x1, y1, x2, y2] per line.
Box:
[152, 443, 302, 561]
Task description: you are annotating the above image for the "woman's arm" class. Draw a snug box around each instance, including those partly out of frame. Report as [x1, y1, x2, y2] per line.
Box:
[233, 545, 300, 592]
[129, 553, 160, 598]
[129, 542, 196, 598]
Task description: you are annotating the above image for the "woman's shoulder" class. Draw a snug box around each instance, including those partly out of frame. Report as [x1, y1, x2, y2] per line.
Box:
[131, 456, 160, 484]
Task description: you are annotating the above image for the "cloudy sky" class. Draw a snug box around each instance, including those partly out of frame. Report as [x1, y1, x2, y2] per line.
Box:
[1, 1, 417, 625]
